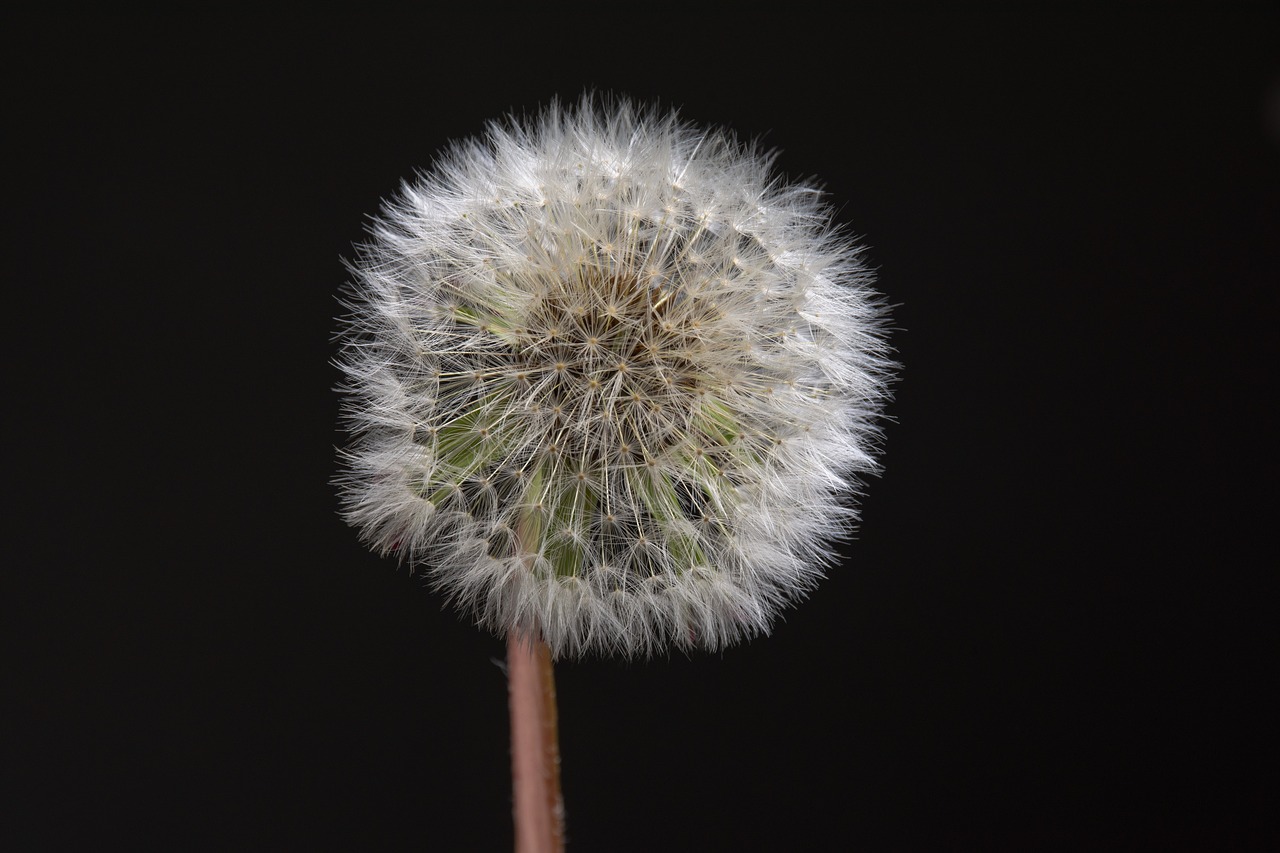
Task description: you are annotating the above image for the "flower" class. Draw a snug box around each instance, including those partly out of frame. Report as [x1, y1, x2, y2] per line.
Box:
[336, 96, 894, 658]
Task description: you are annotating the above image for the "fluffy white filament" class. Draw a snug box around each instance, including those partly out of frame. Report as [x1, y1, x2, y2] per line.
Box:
[336, 97, 894, 658]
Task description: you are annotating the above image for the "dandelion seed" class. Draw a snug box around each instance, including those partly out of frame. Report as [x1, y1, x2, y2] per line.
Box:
[336, 95, 895, 659]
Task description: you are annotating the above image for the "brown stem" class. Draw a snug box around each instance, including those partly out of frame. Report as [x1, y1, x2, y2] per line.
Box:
[508, 631, 564, 852]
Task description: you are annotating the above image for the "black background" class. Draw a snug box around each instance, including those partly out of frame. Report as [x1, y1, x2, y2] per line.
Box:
[11, 5, 1279, 850]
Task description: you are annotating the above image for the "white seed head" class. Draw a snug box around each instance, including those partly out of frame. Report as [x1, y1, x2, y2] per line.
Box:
[336, 96, 895, 658]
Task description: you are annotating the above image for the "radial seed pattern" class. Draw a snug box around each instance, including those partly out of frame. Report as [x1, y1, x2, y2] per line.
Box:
[336, 99, 894, 657]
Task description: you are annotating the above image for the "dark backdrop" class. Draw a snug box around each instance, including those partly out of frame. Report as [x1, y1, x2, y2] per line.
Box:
[11, 5, 1278, 850]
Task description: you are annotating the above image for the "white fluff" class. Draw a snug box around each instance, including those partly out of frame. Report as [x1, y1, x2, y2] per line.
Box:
[336, 96, 894, 658]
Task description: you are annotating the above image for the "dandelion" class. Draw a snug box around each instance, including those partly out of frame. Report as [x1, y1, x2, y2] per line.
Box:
[337, 95, 895, 851]
[336, 96, 894, 660]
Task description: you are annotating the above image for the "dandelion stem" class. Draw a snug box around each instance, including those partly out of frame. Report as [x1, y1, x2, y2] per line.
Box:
[508, 631, 564, 852]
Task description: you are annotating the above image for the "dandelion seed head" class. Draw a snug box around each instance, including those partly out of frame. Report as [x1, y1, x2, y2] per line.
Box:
[336, 95, 895, 658]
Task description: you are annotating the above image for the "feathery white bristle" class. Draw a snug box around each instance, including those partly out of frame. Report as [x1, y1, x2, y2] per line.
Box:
[336, 95, 894, 658]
